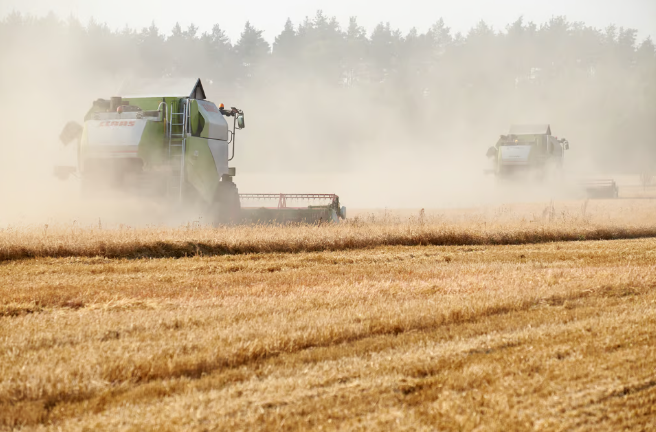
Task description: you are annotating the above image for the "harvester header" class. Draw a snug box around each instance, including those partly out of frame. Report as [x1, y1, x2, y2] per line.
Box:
[240, 194, 346, 224]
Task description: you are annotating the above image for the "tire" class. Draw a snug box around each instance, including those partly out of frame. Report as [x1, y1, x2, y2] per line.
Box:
[210, 178, 241, 225]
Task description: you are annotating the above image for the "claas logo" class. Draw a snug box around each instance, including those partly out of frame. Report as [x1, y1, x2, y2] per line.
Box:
[98, 121, 136, 127]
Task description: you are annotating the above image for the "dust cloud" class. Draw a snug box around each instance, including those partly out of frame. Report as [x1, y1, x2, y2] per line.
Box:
[0, 13, 653, 226]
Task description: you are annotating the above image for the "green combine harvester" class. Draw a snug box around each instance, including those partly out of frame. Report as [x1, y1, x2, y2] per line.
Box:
[485, 124, 618, 198]
[485, 124, 570, 181]
[56, 79, 347, 224]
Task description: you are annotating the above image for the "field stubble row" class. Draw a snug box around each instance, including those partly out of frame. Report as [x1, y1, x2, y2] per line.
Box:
[0, 236, 655, 430]
[1, 199, 656, 261]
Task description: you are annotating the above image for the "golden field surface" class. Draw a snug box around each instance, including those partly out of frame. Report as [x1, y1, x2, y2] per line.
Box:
[1, 199, 655, 261]
[1, 200, 655, 431]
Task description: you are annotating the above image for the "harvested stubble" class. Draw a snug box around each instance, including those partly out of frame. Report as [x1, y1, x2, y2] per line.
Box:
[1, 219, 656, 261]
[1, 237, 655, 431]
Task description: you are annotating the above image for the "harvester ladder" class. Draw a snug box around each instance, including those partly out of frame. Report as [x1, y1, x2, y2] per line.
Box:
[167, 99, 188, 202]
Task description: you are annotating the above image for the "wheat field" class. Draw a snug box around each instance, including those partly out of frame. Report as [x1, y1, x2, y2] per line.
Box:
[1, 200, 655, 431]
[1, 199, 655, 261]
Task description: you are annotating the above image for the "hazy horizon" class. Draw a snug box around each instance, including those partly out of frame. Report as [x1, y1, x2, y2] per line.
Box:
[1, 0, 655, 43]
[0, 1, 654, 224]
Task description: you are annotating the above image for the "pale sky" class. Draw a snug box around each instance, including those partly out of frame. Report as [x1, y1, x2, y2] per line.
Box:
[1, 0, 655, 43]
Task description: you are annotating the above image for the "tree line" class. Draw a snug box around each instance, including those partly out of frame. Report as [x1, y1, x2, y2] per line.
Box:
[1, 11, 654, 173]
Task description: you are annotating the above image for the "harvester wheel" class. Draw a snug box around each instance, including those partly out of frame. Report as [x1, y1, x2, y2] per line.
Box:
[210, 178, 241, 225]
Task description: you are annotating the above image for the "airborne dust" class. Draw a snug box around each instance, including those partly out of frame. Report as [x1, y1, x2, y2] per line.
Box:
[0, 13, 654, 226]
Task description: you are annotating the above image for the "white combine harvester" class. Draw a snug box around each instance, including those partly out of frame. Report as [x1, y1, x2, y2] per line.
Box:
[486, 124, 618, 198]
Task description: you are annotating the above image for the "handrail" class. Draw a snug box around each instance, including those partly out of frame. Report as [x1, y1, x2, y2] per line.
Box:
[157, 101, 167, 122]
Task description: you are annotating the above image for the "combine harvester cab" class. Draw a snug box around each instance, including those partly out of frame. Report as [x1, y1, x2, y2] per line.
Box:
[55, 79, 347, 224]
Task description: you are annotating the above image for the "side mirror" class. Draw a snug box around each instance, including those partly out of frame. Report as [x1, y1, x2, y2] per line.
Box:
[486, 146, 497, 158]
[59, 121, 83, 146]
[236, 114, 245, 129]
[560, 139, 569, 150]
